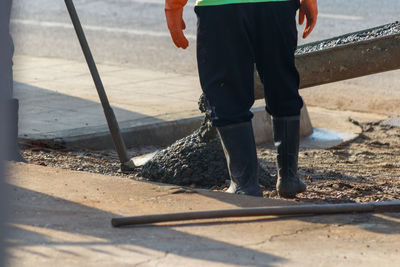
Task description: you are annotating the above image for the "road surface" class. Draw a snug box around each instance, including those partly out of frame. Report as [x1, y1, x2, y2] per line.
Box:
[10, 0, 400, 116]
[10, 0, 400, 74]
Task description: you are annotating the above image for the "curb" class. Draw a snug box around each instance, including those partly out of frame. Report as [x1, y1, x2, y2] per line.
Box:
[21, 115, 204, 150]
[20, 105, 313, 150]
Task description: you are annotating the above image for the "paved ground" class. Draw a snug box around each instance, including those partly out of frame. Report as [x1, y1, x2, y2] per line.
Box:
[6, 1, 400, 265]
[10, 0, 400, 73]
[11, 0, 400, 148]
[13, 54, 394, 150]
[14, 55, 322, 150]
[15, 55, 296, 149]
[10, 0, 400, 117]
[13, 55, 203, 146]
[301, 69, 400, 117]
[6, 163, 400, 266]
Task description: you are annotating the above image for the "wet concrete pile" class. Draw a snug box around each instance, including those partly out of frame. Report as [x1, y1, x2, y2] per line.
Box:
[141, 95, 275, 189]
[296, 21, 400, 54]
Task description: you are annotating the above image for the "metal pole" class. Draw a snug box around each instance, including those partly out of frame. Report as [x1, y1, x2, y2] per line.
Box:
[111, 200, 400, 227]
[64, 0, 135, 171]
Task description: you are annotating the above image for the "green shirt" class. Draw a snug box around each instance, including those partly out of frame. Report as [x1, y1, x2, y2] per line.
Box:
[195, 0, 289, 7]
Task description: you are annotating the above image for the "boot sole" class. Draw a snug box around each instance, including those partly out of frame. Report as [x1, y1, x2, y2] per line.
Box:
[277, 186, 306, 198]
[225, 189, 263, 197]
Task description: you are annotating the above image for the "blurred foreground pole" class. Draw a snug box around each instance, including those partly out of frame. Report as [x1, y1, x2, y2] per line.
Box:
[0, 0, 13, 265]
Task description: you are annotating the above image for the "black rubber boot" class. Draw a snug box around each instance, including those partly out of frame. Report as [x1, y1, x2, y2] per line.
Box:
[217, 121, 262, 197]
[7, 99, 27, 163]
[273, 116, 306, 198]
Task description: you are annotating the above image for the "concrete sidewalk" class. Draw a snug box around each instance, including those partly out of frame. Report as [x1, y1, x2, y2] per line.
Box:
[13, 55, 386, 150]
[6, 163, 400, 266]
[14, 55, 312, 149]
[13, 55, 205, 148]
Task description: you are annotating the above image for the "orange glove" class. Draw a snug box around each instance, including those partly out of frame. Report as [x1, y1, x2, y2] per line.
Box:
[299, 0, 318, 38]
[165, 0, 189, 49]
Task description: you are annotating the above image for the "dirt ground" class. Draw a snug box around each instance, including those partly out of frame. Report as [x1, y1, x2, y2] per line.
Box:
[20, 117, 400, 204]
[7, 163, 400, 266]
[259, 121, 400, 203]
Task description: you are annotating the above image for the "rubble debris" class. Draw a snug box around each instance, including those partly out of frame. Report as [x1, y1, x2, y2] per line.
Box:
[21, 121, 400, 203]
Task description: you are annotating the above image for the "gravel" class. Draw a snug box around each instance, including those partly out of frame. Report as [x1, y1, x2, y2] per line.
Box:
[140, 94, 275, 189]
[140, 119, 275, 189]
[259, 121, 400, 203]
[21, 119, 400, 204]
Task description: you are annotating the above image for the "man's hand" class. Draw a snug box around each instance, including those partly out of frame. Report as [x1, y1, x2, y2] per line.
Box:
[299, 0, 318, 39]
[165, 0, 189, 49]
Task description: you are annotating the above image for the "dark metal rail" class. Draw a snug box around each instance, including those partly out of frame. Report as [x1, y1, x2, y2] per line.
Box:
[112, 200, 400, 227]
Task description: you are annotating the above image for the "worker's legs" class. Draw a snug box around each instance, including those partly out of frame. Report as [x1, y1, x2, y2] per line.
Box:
[254, 0, 306, 197]
[217, 121, 262, 196]
[254, 0, 303, 117]
[195, 4, 261, 196]
[195, 4, 256, 127]
[272, 116, 306, 198]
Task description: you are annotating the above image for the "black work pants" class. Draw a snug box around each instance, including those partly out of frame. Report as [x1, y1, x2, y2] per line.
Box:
[195, 0, 303, 127]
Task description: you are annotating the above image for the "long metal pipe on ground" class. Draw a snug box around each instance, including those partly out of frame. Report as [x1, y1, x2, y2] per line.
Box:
[111, 200, 400, 227]
[254, 23, 400, 99]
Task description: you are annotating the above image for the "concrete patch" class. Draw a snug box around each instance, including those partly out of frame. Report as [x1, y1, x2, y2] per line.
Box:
[381, 117, 400, 128]
[302, 106, 388, 149]
[252, 105, 313, 145]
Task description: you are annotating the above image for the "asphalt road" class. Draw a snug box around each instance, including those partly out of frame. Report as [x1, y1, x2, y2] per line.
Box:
[10, 0, 400, 74]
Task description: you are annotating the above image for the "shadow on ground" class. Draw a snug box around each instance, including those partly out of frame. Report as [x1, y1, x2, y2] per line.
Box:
[193, 189, 400, 235]
[15, 82, 201, 148]
[7, 178, 400, 266]
[7, 185, 285, 266]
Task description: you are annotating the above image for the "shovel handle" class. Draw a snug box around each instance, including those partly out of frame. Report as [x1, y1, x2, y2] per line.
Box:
[64, 0, 133, 168]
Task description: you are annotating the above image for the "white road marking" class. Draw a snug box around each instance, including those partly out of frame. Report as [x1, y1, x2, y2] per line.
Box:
[11, 19, 197, 40]
[127, 0, 196, 7]
[11, 10, 362, 41]
[318, 13, 363, 21]
[127, 0, 363, 19]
